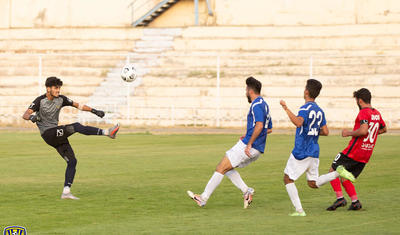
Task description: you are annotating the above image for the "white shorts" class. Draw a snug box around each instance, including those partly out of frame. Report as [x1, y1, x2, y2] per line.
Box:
[284, 154, 319, 181]
[226, 140, 261, 168]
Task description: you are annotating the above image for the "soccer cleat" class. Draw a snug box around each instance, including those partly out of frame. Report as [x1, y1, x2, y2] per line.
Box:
[326, 197, 347, 211]
[61, 193, 80, 200]
[187, 191, 206, 207]
[336, 165, 356, 183]
[243, 187, 255, 209]
[289, 211, 306, 217]
[348, 200, 362, 210]
[108, 123, 120, 139]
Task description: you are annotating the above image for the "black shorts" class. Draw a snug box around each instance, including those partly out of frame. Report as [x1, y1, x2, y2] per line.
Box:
[331, 152, 365, 178]
[41, 125, 75, 148]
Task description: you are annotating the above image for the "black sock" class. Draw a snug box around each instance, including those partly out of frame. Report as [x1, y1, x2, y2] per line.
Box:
[72, 122, 102, 135]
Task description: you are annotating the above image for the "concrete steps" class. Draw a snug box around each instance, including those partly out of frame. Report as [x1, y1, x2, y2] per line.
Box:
[0, 75, 104, 84]
[78, 28, 182, 123]
[145, 65, 400, 76]
[0, 28, 142, 40]
[0, 40, 134, 53]
[180, 25, 400, 39]
[138, 74, 400, 87]
[0, 86, 97, 96]
[0, 25, 399, 128]
[173, 36, 400, 51]
[175, 24, 400, 52]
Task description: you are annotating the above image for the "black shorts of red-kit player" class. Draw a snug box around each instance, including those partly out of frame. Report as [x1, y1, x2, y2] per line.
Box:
[331, 153, 365, 178]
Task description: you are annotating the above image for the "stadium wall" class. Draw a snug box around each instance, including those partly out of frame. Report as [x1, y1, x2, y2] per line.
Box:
[1, 0, 400, 28]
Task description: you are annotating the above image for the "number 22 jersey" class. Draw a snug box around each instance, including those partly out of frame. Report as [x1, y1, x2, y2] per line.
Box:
[292, 101, 327, 160]
[342, 107, 386, 163]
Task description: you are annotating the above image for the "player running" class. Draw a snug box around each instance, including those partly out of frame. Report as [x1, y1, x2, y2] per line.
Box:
[187, 77, 272, 208]
[22, 76, 120, 200]
[324, 88, 387, 211]
[280, 79, 330, 216]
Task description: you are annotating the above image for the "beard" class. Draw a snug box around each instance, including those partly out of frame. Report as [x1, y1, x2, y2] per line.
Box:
[356, 100, 362, 110]
[247, 95, 252, 103]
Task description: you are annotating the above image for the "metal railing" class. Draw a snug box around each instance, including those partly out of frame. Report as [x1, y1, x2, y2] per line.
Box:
[128, 0, 213, 26]
[128, 0, 160, 25]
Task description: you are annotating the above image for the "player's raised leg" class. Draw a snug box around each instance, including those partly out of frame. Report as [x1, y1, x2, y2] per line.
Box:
[66, 122, 120, 139]
[315, 165, 356, 187]
[336, 165, 356, 183]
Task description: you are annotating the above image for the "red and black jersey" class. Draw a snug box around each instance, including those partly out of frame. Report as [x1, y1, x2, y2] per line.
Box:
[342, 107, 386, 163]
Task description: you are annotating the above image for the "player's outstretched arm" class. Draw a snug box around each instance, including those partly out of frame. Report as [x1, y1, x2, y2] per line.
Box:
[72, 102, 105, 118]
[320, 125, 329, 136]
[279, 100, 304, 127]
[22, 109, 33, 120]
[22, 109, 40, 123]
[342, 123, 368, 137]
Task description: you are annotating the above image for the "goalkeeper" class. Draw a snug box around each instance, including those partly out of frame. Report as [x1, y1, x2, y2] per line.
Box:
[22, 76, 120, 200]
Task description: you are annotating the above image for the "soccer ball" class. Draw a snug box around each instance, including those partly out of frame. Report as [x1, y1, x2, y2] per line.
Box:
[121, 64, 137, 82]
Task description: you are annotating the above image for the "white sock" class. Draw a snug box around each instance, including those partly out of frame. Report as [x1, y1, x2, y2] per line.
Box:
[63, 186, 70, 194]
[225, 169, 248, 194]
[103, 129, 109, 136]
[201, 171, 224, 201]
[316, 171, 339, 187]
[285, 183, 303, 213]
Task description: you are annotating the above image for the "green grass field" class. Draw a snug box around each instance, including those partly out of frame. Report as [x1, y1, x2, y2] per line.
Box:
[0, 132, 399, 234]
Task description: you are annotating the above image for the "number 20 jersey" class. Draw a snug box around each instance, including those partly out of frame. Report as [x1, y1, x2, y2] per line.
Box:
[342, 107, 386, 163]
[292, 102, 327, 160]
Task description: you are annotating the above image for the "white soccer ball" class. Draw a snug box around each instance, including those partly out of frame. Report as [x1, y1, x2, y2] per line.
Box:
[121, 64, 138, 82]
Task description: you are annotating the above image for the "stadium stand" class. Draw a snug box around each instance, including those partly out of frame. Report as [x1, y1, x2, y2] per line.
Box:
[126, 24, 400, 128]
[0, 8, 399, 128]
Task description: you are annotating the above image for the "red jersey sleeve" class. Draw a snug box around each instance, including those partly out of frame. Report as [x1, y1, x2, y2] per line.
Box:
[358, 109, 369, 125]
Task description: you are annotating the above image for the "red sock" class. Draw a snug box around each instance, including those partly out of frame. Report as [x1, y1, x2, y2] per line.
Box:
[330, 177, 343, 199]
[342, 180, 358, 202]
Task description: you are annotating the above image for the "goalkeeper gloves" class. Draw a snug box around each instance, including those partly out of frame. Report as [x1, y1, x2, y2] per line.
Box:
[91, 108, 105, 118]
[29, 115, 40, 123]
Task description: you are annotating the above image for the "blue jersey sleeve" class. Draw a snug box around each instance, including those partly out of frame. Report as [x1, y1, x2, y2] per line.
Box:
[253, 104, 265, 123]
[298, 107, 309, 125]
[321, 111, 327, 127]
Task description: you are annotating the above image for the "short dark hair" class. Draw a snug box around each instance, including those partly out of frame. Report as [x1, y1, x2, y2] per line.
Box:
[353, 88, 371, 104]
[306, 79, 322, 99]
[45, 76, 63, 87]
[246, 76, 262, 94]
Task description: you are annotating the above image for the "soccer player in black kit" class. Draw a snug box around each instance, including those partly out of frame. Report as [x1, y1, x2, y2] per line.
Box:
[22, 77, 120, 200]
